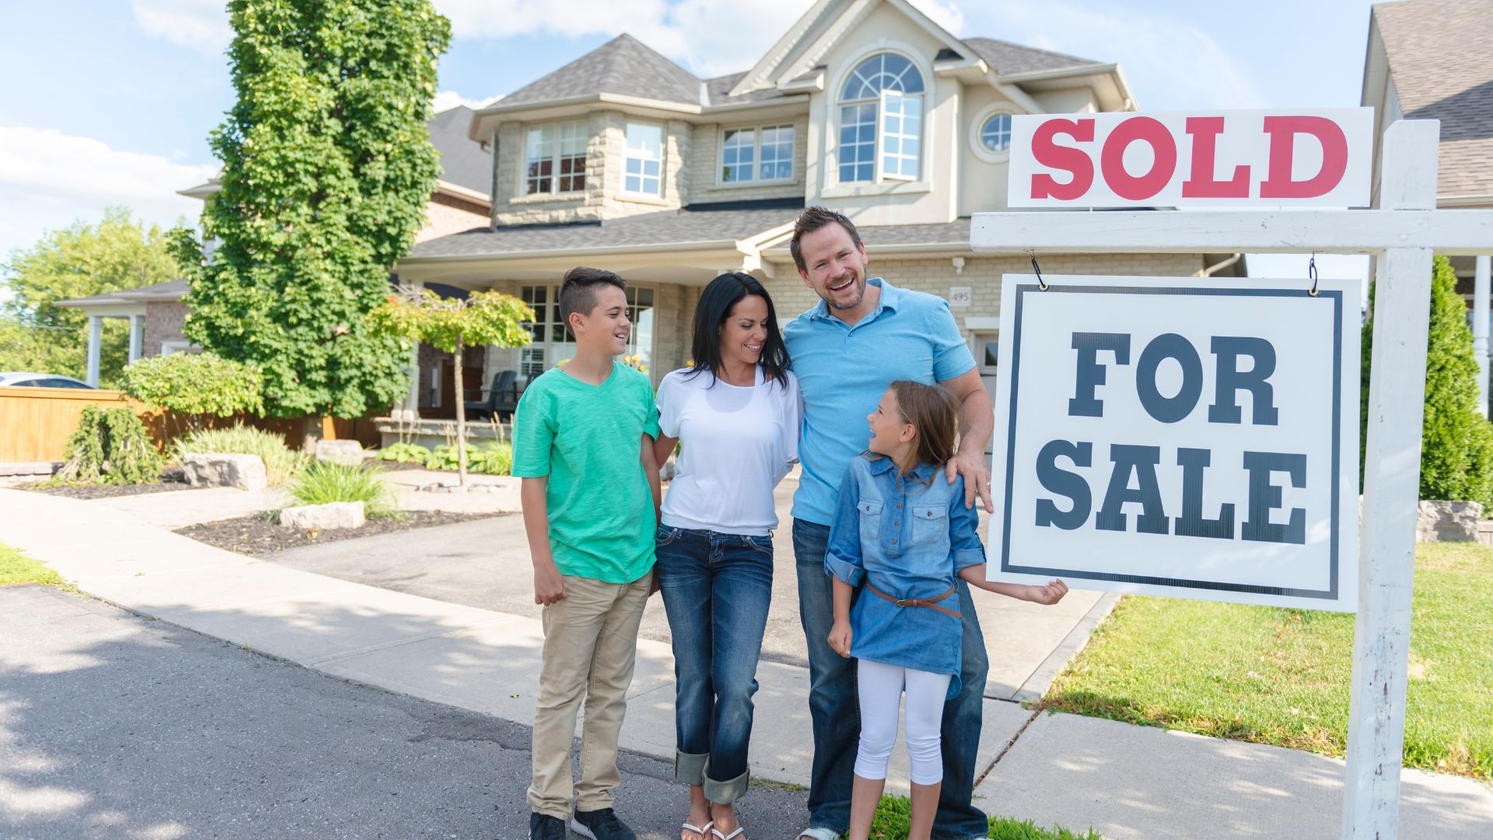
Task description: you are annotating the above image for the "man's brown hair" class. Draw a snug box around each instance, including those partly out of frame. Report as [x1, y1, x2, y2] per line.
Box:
[789, 206, 862, 273]
[889, 380, 961, 481]
[559, 266, 627, 327]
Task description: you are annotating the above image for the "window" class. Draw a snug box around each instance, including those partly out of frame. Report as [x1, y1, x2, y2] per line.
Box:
[721, 124, 795, 183]
[625, 286, 655, 370]
[980, 112, 1012, 153]
[518, 284, 655, 374]
[977, 334, 999, 373]
[838, 53, 924, 183]
[525, 121, 587, 195]
[624, 122, 663, 196]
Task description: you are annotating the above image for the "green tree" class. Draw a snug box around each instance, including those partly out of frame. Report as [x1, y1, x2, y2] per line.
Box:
[0, 208, 183, 388]
[371, 288, 533, 485]
[178, 0, 451, 430]
[1362, 255, 1493, 506]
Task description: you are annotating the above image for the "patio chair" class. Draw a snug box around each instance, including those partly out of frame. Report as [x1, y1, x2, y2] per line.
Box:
[464, 370, 521, 421]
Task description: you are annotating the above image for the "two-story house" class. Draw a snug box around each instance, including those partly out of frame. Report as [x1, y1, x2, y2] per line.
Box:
[393, 0, 1241, 425]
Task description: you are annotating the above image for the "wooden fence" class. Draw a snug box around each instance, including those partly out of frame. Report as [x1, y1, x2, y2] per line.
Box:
[0, 386, 381, 463]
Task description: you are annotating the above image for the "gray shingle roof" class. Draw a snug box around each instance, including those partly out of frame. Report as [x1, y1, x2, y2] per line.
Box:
[1373, 0, 1493, 200]
[763, 219, 973, 256]
[502, 33, 702, 108]
[404, 204, 801, 261]
[705, 72, 786, 105]
[428, 106, 491, 195]
[960, 37, 1098, 76]
[58, 279, 188, 307]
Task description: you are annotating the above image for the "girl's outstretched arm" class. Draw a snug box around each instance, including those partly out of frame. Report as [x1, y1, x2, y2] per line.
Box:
[958, 564, 1069, 605]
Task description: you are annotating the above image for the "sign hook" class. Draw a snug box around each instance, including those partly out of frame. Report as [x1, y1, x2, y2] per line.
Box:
[1308, 254, 1320, 297]
[1030, 252, 1049, 291]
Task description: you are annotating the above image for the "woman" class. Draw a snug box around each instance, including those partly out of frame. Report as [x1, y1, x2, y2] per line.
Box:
[652, 273, 801, 840]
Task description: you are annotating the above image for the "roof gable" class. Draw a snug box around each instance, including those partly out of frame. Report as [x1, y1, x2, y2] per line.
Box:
[501, 33, 702, 108]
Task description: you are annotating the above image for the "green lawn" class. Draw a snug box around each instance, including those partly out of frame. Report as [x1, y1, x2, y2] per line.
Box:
[0, 541, 63, 587]
[1043, 542, 1493, 779]
[870, 795, 1099, 839]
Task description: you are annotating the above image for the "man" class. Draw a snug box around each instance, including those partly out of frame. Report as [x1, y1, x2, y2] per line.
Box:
[782, 206, 995, 840]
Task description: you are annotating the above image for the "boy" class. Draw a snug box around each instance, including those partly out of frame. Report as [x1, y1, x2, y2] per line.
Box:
[513, 266, 663, 840]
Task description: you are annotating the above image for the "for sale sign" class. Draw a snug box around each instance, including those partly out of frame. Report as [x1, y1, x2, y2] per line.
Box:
[986, 275, 1360, 611]
[1007, 109, 1373, 208]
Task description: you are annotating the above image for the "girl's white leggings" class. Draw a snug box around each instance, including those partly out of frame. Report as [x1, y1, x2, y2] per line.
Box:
[854, 659, 952, 786]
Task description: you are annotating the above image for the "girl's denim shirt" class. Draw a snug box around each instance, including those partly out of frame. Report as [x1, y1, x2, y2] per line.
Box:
[824, 453, 986, 695]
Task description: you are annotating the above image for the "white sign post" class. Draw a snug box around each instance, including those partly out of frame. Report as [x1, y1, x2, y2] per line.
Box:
[973, 115, 1493, 839]
[988, 274, 1360, 611]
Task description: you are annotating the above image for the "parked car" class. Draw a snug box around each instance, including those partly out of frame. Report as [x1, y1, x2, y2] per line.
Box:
[0, 372, 96, 389]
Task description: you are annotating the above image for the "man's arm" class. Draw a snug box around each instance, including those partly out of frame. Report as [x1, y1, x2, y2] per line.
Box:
[938, 366, 995, 512]
[521, 477, 566, 606]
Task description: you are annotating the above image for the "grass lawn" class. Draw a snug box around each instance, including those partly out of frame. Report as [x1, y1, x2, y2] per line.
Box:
[871, 795, 1099, 839]
[1042, 542, 1493, 779]
[0, 541, 63, 587]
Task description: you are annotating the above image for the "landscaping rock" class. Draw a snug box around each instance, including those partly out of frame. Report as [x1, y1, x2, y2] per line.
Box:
[183, 454, 268, 492]
[1416, 500, 1483, 542]
[280, 501, 366, 531]
[315, 440, 366, 467]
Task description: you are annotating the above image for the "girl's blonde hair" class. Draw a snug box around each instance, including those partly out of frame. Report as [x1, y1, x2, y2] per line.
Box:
[888, 380, 961, 480]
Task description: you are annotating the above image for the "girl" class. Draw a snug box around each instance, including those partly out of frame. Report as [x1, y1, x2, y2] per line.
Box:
[825, 380, 1068, 840]
[651, 272, 801, 840]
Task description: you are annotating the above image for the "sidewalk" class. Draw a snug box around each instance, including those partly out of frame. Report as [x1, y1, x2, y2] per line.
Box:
[3, 487, 1489, 836]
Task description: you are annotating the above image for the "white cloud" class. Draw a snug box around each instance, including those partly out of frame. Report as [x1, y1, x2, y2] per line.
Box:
[966, 1, 1266, 110]
[0, 127, 216, 259]
[432, 90, 502, 112]
[130, 0, 232, 54]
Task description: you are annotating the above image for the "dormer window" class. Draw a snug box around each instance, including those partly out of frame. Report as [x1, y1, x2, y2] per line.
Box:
[525, 121, 587, 195]
[838, 53, 925, 183]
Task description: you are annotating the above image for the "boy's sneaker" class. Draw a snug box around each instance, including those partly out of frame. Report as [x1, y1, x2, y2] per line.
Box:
[570, 807, 637, 840]
[529, 812, 566, 840]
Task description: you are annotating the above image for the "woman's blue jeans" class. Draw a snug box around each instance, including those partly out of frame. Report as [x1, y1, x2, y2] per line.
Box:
[654, 525, 774, 804]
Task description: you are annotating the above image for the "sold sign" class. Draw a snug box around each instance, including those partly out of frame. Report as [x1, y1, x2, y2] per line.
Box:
[1008, 109, 1373, 208]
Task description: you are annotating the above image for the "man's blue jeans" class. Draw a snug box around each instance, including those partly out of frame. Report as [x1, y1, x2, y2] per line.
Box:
[793, 518, 990, 838]
[654, 525, 775, 804]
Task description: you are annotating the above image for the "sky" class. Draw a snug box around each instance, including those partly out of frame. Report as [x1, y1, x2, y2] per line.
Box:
[0, 0, 1388, 284]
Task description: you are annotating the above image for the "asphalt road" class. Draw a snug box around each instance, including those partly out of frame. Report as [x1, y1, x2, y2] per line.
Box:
[0, 585, 809, 840]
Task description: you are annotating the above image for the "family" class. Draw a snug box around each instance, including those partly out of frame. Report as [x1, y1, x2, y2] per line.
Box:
[514, 207, 1069, 840]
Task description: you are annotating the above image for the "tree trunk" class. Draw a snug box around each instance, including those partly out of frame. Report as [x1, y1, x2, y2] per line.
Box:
[301, 415, 324, 456]
[453, 340, 468, 487]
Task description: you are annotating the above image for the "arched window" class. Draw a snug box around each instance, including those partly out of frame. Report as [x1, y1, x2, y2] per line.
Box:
[838, 53, 925, 183]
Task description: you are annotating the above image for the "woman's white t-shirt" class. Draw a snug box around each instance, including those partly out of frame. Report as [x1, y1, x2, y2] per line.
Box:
[657, 365, 801, 537]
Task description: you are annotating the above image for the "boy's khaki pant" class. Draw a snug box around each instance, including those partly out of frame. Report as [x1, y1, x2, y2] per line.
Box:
[528, 572, 651, 819]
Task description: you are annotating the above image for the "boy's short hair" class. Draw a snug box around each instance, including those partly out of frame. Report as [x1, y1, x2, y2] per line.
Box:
[559, 266, 627, 326]
[789, 206, 863, 272]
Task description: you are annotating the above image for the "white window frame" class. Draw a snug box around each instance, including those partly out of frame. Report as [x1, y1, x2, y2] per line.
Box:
[974, 331, 999, 374]
[970, 105, 1017, 163]
[160, 340, 201, 356]
[718, 123, 796, 186]
[623, 122, 665, 197]
[835, 51, 926, 186]
[524, 120, 588, 196]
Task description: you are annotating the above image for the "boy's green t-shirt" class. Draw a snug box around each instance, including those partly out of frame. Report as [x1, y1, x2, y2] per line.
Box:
[512, 362, 662, 584]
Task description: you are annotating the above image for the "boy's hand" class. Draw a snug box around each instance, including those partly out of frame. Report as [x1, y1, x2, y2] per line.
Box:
[828, 619, 853, 659]
[534, 562, 567, 606]
[1026, 579, 1069, 605]
[648, 570, 661, 598]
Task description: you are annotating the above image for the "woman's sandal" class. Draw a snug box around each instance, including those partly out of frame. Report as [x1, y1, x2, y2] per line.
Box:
[710, 827, 745, 840]
[681, 821, 713, 840]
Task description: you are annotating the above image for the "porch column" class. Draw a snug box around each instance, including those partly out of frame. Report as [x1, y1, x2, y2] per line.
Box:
[85, 315, 102, 387]
[405, 339, 421, 420]
[1476, 255, 1491, 417]
[128, 314, 145, 363]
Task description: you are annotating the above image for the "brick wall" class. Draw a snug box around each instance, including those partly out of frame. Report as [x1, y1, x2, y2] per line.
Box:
[417, 193, 490, 243]
[143, 302, 188, 357]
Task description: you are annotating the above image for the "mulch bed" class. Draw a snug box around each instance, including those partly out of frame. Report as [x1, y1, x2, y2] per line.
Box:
[20, 471, 195, 500]
[176, 510, 502, 556]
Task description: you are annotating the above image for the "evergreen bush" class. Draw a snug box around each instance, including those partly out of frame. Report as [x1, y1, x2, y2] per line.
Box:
[1362, 255, 1493, 507]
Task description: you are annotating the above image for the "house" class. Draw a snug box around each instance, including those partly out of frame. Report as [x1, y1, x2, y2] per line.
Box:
[56, 106, 494, 390]
[65, 0, 1245, 423]
[1360, 0, 1493, 408]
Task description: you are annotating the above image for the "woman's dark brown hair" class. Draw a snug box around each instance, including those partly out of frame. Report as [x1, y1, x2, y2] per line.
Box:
[888, 380, 961, 482]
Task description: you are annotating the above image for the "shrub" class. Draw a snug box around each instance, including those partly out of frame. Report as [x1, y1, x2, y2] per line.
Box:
[285, 461, 398, 518]
[422, 441, 512, 475]
[1362, 256, 1493, 507]
[376, 441, 431, 465]
[123, 352, 264, 419]
[54, 405, 162, 484]
[174, 424, 307, 485]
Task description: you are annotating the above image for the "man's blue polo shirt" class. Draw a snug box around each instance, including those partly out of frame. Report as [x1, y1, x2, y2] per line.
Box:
[783, 277, 976, 526]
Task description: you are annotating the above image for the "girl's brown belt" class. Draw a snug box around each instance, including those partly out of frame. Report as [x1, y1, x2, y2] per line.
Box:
[864, 583, 960, 618]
